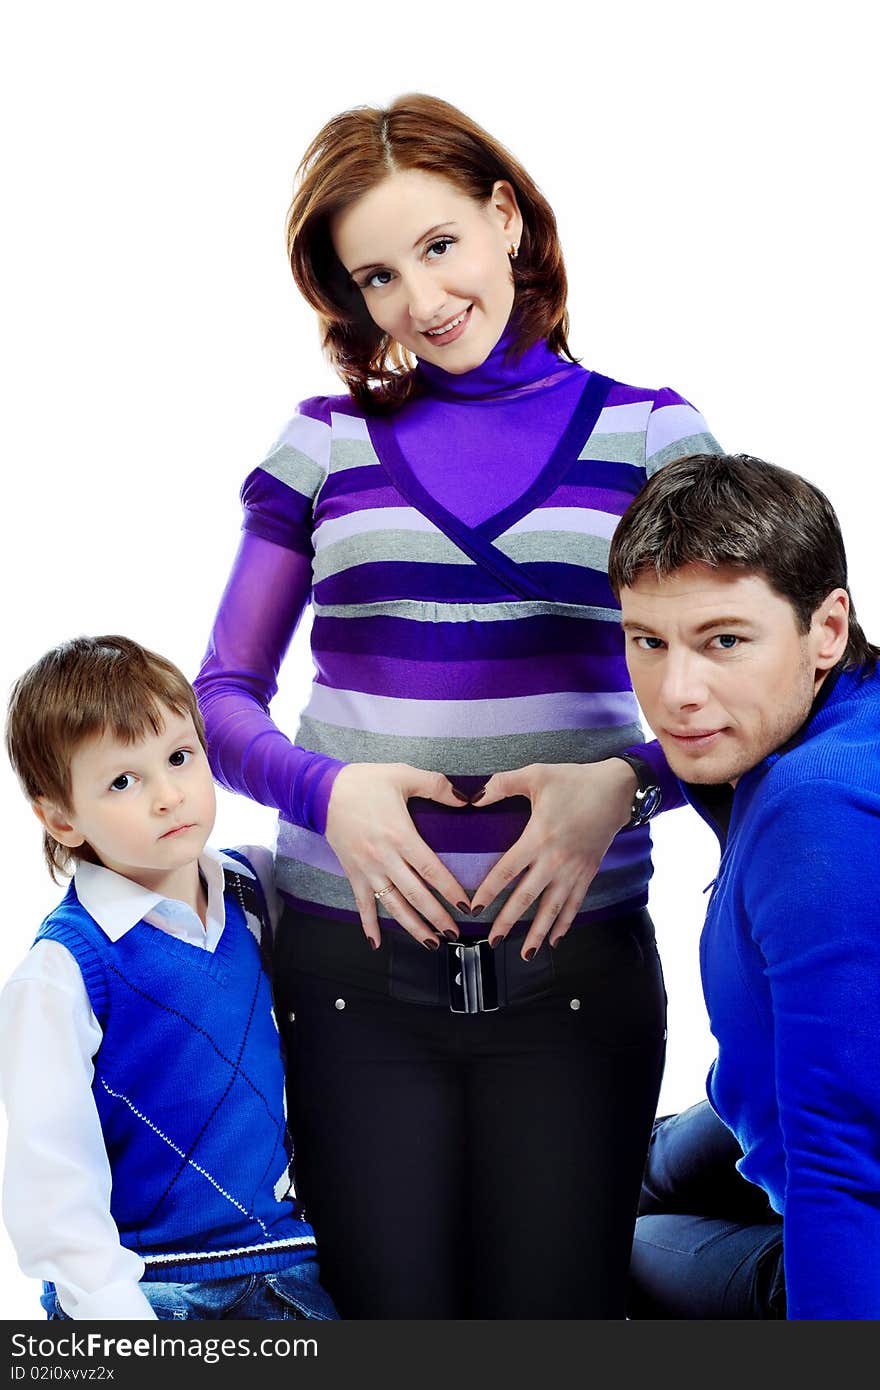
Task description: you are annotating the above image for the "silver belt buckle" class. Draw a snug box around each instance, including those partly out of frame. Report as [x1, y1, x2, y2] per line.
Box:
[448, 939, 499, 1013]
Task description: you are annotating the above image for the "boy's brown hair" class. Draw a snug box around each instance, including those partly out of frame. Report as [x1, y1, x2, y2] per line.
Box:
[5, 635, 207, 880]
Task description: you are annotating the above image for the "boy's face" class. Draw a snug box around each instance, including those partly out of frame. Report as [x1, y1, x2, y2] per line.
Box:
[39, 707, 215, 894]
[620, 563, 847, 786]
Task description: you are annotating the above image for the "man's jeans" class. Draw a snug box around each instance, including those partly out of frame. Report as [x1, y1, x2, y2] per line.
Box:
[42, 1258, 339, 1320]
[628, 1102, 786, 1319]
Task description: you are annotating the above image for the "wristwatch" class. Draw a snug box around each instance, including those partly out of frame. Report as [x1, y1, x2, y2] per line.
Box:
[615, 753, 662, 829]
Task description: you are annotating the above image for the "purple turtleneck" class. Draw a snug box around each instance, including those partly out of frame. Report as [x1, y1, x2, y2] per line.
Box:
[401, 330, 586, 525]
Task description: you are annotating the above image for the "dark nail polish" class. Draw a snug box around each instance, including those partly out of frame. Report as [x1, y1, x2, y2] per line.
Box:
[524, 947, 536, 962]
[488, 936, 501, 950]
[457, 901, 472, 915]
[471, 904, 484, 916]
[451, 786, 470, 802]
[369, 938, 379, 951]
[470, 789, 486, 803]
[549, 938, 559, 950]
[442, 929, 458, 942]
[423, 937, 440, 951]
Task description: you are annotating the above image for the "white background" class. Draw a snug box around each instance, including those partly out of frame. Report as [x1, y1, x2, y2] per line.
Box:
[1, 0, 876, 1319]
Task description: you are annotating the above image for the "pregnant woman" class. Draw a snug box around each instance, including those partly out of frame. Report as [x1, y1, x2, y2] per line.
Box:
[195, 93, 722, 1318]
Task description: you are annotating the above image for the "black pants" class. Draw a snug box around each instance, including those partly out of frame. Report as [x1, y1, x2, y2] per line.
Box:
[276, 908, 666, 1319]
[628, 1101, 785, 1319]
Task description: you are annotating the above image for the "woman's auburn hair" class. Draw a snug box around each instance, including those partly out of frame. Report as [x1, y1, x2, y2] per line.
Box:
[286, 93, 573, 412]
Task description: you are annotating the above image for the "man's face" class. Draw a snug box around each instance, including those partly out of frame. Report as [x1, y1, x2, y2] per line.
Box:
[620, 563, 840, 786]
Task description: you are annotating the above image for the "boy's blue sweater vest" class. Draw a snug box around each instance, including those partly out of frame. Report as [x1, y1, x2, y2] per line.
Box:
[35, 852, 316, 1283]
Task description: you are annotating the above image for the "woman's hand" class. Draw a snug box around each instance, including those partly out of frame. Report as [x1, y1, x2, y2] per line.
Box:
[324, 762, 471, 949]
[470, 759, 638, 959]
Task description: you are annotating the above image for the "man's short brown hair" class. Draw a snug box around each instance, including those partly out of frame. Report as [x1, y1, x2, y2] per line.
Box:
[5, 635, 207, 880]
[608, 453, 878, 674]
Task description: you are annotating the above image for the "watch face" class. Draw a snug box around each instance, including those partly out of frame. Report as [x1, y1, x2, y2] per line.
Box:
[632, 785, 662, 824]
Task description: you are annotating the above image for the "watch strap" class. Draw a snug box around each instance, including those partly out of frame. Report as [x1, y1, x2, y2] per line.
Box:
[616, 753, 662, 828]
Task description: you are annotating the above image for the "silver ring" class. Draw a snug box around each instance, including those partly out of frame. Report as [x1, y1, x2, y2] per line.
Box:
[373, 882, 396, 902]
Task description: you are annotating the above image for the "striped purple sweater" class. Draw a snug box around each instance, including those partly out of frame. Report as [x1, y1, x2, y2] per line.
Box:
[196, 335, 721, 934]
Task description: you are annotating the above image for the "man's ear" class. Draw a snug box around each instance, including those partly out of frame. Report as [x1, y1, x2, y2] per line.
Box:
[811, 588, 850, 672]
[32, 799, 86, 848]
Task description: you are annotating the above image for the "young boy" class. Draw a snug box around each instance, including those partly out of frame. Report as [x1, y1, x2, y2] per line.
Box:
[0, 635, 337, 1321]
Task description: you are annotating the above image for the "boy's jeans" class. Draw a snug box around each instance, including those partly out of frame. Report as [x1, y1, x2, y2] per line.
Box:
[42, 1259, 339, 1321]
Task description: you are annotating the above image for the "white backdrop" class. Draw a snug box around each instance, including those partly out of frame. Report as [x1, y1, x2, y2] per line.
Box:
[1, 0, 876, 1319]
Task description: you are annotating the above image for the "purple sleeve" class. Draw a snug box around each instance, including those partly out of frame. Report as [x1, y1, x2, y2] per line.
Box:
[644, 387, 724, 478]
[620, 738, 686, 814]
[194, 528, 345, 836]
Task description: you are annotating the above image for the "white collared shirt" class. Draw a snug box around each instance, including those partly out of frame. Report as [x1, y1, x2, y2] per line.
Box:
[0, 845, 278, 1321]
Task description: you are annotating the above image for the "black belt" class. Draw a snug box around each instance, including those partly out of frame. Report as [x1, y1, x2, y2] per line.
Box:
[276, 906, 655, 1013]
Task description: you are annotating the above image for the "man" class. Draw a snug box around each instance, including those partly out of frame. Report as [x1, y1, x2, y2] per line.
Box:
[607, 453, 880, 1321]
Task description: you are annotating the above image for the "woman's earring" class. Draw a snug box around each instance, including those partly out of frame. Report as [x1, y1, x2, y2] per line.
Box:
[508, 243, 519, 259]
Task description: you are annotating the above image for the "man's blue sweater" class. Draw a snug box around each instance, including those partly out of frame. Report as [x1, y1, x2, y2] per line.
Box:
[35, 854, 316, 1283]
[684, 665, 880, 1319]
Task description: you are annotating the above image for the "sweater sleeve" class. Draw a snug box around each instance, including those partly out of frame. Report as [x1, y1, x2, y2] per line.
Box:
[743, 780, 880, 1319]
[194, 404, 346, 836]
[644, 386, 723, 479]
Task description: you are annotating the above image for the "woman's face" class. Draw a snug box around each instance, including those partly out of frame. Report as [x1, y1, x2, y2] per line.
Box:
[331, 168, 523, 374]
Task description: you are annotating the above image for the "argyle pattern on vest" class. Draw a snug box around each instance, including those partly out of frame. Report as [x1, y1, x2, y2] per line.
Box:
[34, 853, 315, 1282]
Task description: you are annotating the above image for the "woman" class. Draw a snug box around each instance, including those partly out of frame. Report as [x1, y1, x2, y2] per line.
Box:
[195, 94, 721, 1318]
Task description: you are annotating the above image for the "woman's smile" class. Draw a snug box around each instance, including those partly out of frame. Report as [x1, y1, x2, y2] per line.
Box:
[422, 304, 473, 343]
[331, 168, 522, 374]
